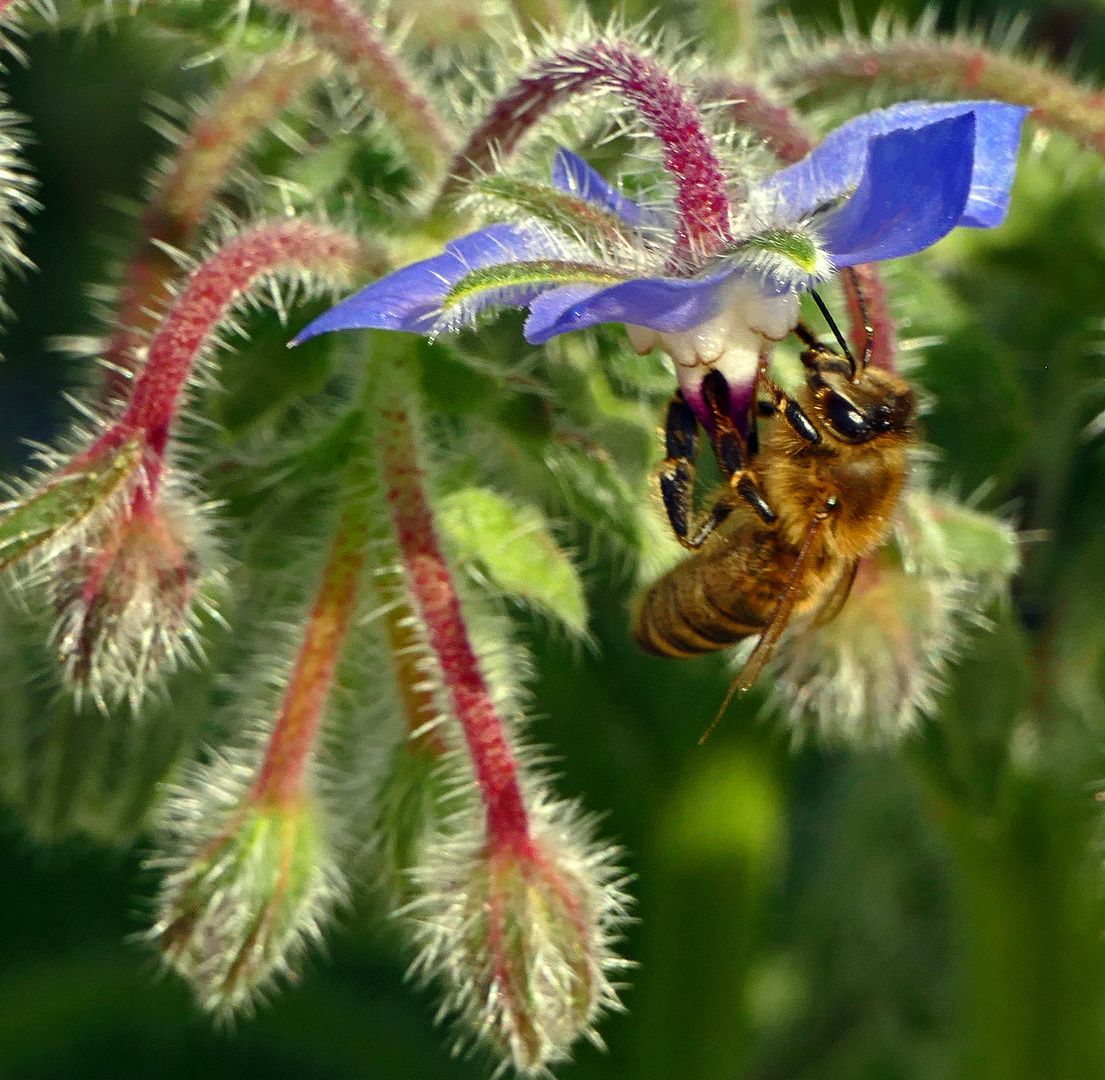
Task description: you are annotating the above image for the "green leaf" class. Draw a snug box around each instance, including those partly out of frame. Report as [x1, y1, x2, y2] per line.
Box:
[0, 439, 142, 571]
[437, 487, 588, 637]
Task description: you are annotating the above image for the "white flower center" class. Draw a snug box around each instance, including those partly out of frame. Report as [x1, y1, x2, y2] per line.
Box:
[625, 282, 799, 403]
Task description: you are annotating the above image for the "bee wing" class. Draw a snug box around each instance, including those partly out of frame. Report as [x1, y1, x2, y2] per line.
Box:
[733, 504, 835, 689]
[811, 559, 859, 628]
[699, 500, 838, 744]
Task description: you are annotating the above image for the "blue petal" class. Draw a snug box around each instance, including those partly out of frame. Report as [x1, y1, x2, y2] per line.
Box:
[524, 268, 739, 344]
[821, 113, 975, 266]
[551, 148, 645, 227]
[292, 223, 564, 343]
[761, 101, 1029, 235]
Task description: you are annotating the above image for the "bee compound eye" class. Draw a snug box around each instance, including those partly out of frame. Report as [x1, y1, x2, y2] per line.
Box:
[823, 390, 872, 442]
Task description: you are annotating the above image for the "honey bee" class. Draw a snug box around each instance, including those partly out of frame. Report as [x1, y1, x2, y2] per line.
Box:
[633, 287, 917, 722]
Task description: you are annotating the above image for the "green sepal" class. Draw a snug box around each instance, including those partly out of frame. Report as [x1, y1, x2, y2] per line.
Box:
[899, 491, 1020, 591]
[739, 228, 822, 274]
[0, 438, 142, 571]
[442, 260, 625, 315]
[476, 176, 633, 245]
[437, 486, 588, 637]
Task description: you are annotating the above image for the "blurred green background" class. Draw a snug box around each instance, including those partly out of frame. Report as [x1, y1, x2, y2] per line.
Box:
[5, 1, 1105, 1078]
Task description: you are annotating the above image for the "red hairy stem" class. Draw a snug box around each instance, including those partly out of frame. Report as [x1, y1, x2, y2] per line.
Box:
[844, 263, 897, 372]
[259, 0, 456, 175]
[83, 220, 363, 495]
[774, 34, 1105, 158]
[439, 39, 732, 260]
[252, 483, 370, 806]
[378, 400, 532, 850]
[101, 50, 326, 403]
[698, 76, 815, 163]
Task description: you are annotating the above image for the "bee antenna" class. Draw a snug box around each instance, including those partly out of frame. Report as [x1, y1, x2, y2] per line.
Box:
[809, 289, 857, 379]
[698, 674, 743, 744]
[844, 268, 874, 372]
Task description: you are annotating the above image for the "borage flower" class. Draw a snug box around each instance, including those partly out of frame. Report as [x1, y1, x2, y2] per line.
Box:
[296, 101, 1027, 429]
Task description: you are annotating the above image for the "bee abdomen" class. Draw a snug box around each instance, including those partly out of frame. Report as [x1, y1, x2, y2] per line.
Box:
[633, 561, 764, 658]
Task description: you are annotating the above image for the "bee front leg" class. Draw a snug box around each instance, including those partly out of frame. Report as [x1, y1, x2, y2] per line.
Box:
[757, 367, 822, 447]
[659, 392, 733, 549]
[700, 370, 777, 526]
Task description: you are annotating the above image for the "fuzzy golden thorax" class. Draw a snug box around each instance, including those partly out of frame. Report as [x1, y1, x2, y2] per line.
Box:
[760, 365, 917, 561]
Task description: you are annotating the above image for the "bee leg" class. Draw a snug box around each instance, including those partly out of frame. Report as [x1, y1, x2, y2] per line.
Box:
[658, 385, 757, 549]
[757, 369, 822, 446]
[701, 370, 778, 526]
[659, 391, 710, 549]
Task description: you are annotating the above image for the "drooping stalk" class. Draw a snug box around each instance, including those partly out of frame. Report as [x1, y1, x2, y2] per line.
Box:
[259, 0, 456, 176]
[438, 38, 733, 261]
[84, 220, 365, 496]
[376, 379, 531, 849]
[774, 30, 1105, 160]
[101, 49, 327, 399]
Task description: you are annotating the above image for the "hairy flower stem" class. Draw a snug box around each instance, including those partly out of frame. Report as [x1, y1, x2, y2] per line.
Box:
[82, 219, 362, 498]
[101, 50, 327, 401]
[377, 388, 530, 849]
[843, 262, 897, 372]
[774, 33, 1105, 159]
[252, 451, 372, 807]
[438, 39, 732, 260]
[259, 0, 455, 177]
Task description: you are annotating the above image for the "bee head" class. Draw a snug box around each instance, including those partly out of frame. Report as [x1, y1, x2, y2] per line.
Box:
[806, 365, 917, 445]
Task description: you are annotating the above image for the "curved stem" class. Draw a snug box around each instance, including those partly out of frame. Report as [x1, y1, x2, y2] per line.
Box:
[377, 384, 531, 850]
[774, 32, 1105, 159]
[101, 50, 327, 400]
[115, 219, 362, 494]
[260, 0, 456, 176]
[438, 39, 732, 261]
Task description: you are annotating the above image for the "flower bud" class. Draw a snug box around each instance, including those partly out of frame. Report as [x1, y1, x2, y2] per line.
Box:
[49, 485, 219, 710]
[769, 490, 1019, 743]
[407, 802, 628, 1074]
[152, 767, 344, 1016]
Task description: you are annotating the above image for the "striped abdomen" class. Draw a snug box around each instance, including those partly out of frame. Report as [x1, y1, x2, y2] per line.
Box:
[632, 521, 803, 658]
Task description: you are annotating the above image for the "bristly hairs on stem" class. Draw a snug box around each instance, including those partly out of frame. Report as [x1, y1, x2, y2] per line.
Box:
[435, 16, 735, 264]
[372, 369, 629, 1073]
[770, 12, 1105, 161]
[0, 217, 369, 708]
[150, 398, 382, 1015]
[93, 47, 330, 404]
[255, 0, 457, 178]
[0, 0, 57, 64]
[0, 88, 37, 346]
